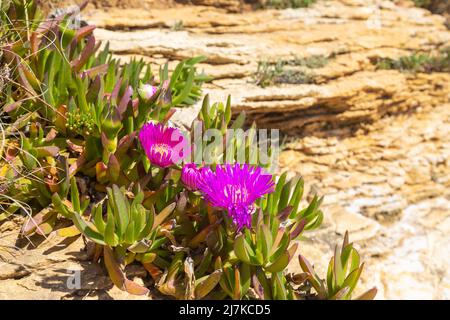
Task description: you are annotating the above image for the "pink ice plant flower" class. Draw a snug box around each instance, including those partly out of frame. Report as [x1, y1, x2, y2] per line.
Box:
[138, 122, 187, 168]
[138, 84, 158, 100]
[197, 163, 275, 230]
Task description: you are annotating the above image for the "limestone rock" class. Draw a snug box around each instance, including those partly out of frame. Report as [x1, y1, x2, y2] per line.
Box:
[0, 219, 151, 300]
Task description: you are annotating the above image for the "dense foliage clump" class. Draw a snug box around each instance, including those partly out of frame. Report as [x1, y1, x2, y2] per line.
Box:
[259, 0, 317, 9]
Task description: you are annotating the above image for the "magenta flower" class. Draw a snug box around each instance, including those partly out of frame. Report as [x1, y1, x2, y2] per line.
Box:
[138, 122, 187, 168]
[197, 163, 275, 230]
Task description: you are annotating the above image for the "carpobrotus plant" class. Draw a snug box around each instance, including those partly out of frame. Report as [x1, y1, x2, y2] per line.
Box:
[0, 0, 376, 300]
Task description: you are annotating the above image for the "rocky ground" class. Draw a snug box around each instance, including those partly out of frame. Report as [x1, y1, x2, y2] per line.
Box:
[1, 0, 449, 299]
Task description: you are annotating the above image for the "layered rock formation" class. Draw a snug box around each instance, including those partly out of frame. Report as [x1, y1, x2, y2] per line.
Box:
[1, 0, 449, 299]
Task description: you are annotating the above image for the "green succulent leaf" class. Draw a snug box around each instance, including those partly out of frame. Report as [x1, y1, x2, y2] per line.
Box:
[70, 178, 81, 213]
[51, 193, 71, 219]
[356, 287, 378, 300]
[107, 185, 130, 237]
[104, 205, 118, 246]
[93, 202, 106, 234]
